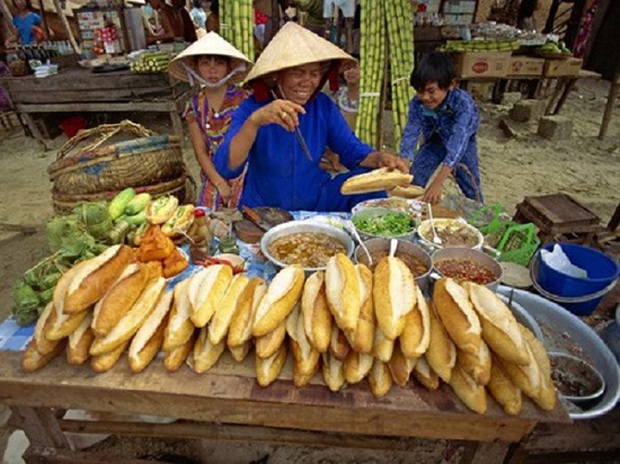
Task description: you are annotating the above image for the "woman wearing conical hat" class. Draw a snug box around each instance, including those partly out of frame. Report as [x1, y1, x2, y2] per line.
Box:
[169, 32, 253, 210]
[213, 22, 408, 212]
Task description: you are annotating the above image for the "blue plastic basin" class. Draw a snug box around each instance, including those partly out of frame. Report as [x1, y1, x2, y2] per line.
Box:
[536, 243, 619, 298]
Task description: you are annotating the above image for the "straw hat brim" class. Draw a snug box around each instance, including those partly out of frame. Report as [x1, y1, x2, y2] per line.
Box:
[244, 22, 356, 83]
[169, 32, 253, 83]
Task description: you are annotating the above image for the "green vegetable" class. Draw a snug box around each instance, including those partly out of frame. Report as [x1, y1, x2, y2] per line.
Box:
[12, 280, 39, 309]
[108, 188, 136, 220]
[125, 193, 151, 215]
[352, 210, 414, 237]
[41, 272, 62, 290]
[109, 220, 131, 244]
[74, 202, 110, 228]
[124, 209, 147, 227]
[39, 288, 54, 304]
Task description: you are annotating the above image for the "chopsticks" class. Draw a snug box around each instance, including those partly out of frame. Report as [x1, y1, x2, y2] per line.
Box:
[271, 87, 314, 163]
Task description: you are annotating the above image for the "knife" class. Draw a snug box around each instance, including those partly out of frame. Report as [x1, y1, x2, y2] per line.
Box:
[242, 206, 271, 232]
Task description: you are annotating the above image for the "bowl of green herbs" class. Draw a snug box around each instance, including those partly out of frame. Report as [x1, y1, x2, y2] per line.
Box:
[350, 207, 416, 241]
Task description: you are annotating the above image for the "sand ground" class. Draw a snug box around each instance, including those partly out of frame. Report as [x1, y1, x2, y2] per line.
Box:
[0, 78, 618, 462]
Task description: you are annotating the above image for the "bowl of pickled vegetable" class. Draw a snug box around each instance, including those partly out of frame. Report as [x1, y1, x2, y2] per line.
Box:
[351, 208, 416, 241]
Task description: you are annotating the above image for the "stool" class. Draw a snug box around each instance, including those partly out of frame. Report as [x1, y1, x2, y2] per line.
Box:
[513, 193, 601, 245]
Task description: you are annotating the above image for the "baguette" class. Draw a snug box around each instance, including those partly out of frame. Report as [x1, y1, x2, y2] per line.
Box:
[426, 302, 456, 383]
[340, 167, 413, 195]
[449, 364, 487, 414]
[253, 265, 304, 337]
[399, 286, 430, 359]
[373, 257, 416, 340]
[64, 245, 133, 314]
[372, 327, 395, 363]
[229, 342, 251, 362]
[22, 338, 65, 373]
[89, 278, 166, 356]
[457, 340, 491, 386]
[67, 314, 94, 366]
[388, 343, 416, 387]
[90, 340, 128, 373]
[368, 359, 393, 398]
[463, 282, 529, 365]
[389, 184, 425, 199]
[128, 290, 173, 372]
[346, 264, 375, 354]
[322, 351, 346, 392]
[163, 279, 194, 351]
[329, 325, 351, 361]
[412, 356, 440, 391]
[34, 302, 58, 355]
[255, 343, 288, 387]
[287, 303, 320, 387]
[209, 274, 250, 344]
[228, 278, 265, 348]
[189, 326, 226, 374]
[433, 278, 481, 355]
[255, 319, 287, 359]
[301, 272, 332, 353]
[92, 263, 148, 338]
[344, 351, 374, 384]
[47, 262, 91, 341]
[164, 331, 196, 372]
[488, 360, 522, 416]
[190, 265, 233, 328]
[520, 325, 556, 411]
[325, 254, 360, 332]
[495, 340, 541, 400]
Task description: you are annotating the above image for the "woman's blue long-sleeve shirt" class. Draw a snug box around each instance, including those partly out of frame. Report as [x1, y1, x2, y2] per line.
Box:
[215, 92, 374, 210]
[399, 88, 479, 169]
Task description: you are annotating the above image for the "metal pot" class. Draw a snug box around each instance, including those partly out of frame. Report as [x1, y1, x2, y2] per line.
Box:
[417, 218, 484, 252]
[350, 207, 416, 242]
[354, 238, 432, 293]
[260, 221, 355, 273]
[431, 247, 503, 292]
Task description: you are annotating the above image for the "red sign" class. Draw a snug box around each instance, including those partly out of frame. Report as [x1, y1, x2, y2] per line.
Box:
[472, 62, 489, 74]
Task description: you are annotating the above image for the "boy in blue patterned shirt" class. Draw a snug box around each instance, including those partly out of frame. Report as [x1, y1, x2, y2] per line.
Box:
[400, 53, 482, 204]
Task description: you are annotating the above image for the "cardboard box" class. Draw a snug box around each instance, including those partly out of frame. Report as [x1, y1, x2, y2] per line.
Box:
[508, 57, 545, 77]
[543, 58, 583, 77]
[453, 52, 512, 79]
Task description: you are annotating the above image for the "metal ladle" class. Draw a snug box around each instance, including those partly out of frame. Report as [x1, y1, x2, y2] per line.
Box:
[347, 220, 372, 266]
[389, 238, 398, 258]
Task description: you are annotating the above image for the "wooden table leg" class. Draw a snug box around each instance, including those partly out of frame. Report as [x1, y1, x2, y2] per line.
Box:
[545, 78, 564, 115]
[20, 113, 49, 151]
[598, 78, 619, 140]
[8, 406, 71, 450]
[552, 78, 577, 115]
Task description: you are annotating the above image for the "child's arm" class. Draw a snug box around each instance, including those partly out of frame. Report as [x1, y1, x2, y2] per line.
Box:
[399, 99, 423, 163]
[424, 96, 478, 203]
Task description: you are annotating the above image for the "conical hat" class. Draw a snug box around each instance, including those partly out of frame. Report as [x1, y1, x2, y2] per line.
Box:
[244, 22, 355, 83]
[168, 32, 253, 83]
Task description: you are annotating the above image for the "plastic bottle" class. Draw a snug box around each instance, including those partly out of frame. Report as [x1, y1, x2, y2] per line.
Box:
[188, 209, 213, 254]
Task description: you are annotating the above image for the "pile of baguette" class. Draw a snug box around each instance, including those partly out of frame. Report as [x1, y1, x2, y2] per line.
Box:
[22, 247, 555, 416]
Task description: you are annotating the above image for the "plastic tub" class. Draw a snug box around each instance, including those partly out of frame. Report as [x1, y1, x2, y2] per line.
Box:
[536, 243, 619, 298]
[59, 116, 87, 138]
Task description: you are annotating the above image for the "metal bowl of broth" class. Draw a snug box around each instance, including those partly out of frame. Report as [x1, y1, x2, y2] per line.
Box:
[261, 221, 355, 273]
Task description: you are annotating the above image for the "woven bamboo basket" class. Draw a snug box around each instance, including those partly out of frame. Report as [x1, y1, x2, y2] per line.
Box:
[48, 120, 185, 195]
[52, 174, 196, 214]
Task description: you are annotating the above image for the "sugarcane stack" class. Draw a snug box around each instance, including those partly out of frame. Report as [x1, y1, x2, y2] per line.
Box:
[355, 0, 386, 148]
[220, 0, 255, 62]
[356, 0, 415, 149]
[386, 0, 415, 149]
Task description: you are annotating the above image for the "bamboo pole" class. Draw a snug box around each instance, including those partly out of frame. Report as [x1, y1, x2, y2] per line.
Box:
[52, 0, 81, 54]
[37, 0, 51, 38]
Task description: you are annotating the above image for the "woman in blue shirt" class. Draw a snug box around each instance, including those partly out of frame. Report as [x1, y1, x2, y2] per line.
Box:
[215, 22, 407, 212]
[12, 0, 42, 46]
[400, 53, 482, 204]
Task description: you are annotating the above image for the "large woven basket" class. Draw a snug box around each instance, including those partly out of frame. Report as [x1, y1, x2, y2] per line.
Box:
[48, 120, 185, 195]
[51, 174, 196, 214]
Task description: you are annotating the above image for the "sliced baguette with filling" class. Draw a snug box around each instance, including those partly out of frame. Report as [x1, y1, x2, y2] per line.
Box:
[302, 272, 332, 353]
[426, 302, 456, 383]
[209, 274, 250, 344]
[287, 303, 320, 387]
[400, 286, 430, 359]
[228, 278, 265, 348]
[346, 264, 375, 354]
[163, 279, 194, 351]
[341, 167, 413, 195]
[373, 257, 416, 340]
[190, 265, 233, 328]
[325, 254, 360, 332]
[433, 278, 481, 355]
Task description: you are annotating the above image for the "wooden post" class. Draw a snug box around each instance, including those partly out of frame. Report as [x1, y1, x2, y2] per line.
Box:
[598, 69, 620, 139]
[37, 0, 51, 39]
[0, 0, 18, 38]
[52, 0, 81, 54]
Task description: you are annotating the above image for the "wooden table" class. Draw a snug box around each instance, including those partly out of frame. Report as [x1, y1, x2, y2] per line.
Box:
[545, 69, 602, 116]
[0, 350, 569, 463]
[1, 68, 187, 150]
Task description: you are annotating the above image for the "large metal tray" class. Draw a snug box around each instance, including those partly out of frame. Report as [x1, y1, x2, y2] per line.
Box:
[498, 286, 620, 420]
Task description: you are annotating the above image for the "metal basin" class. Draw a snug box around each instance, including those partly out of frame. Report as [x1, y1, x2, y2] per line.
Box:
[260, 221, 355, 273]
[350, 207, 416, 242]
[498, 286, 620, 420]
[353, 238, 432, 293]
[431, 247, 503, 292]
[417, 218, 484, 252]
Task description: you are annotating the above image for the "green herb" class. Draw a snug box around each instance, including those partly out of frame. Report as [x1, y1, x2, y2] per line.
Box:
[352, 211, 414, 237]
